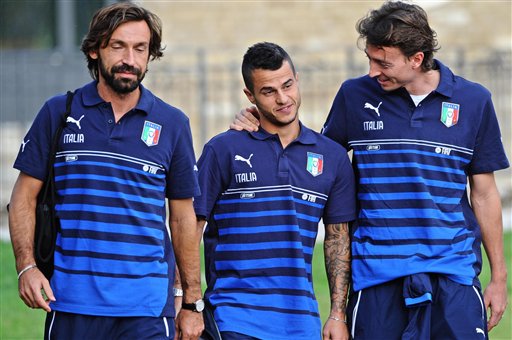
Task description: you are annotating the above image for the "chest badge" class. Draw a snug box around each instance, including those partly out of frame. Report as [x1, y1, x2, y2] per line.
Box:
[141, 121, 162, 146]
[440, 102, 460, 128]
[306, 152, 323, 177]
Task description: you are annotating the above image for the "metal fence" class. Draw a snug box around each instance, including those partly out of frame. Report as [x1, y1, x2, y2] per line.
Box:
[143, 46, 511, 158]
[1, 46, 510, 148]
[1, 47, 511, 208]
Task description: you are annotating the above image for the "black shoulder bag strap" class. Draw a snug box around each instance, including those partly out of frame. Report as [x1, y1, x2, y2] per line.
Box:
[35, 90, 75, 263]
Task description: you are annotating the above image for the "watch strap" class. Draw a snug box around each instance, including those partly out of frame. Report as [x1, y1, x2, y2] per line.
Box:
[182, 299, 205, 312]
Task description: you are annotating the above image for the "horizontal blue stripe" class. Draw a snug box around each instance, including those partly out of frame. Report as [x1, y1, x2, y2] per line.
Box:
[359, 208, 464, 221]
[58, 236, 163, 257]
[352, 238, 474, 257]
[215, 275, 312, 291]
[56, 245, 159, 262]
[57, 204, 163, 222]
[55, 174, 164, 191]
[218, 196, 324, 209]
[215, 210, 296, 219]
[354, 149, 471, 163]
[60, 228, 161, 246]
[355, 226, 465, 240]
[60, 219, 164, 239]
[55, 160, 165, 178]
[353, 233, 473, 246]
[215, 211, 319, 222]
[58, 188, 164, 206]
[405, 293, 432, 306]
[216, 257, 310, 272]
[217, 242, 313, 255]
[296, 213, 319, 222]
[359, 177, 466, 190]
[357, 162, 465, 175]
[54, 253, 168, 276]
[219, 225, 317, 239]
[217, 241, 302, 252]
[358, 192, 460, 204]
[211, 292, 316, 311]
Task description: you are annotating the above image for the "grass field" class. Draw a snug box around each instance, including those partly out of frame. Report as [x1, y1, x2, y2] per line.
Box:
[1, 234, 511, 339]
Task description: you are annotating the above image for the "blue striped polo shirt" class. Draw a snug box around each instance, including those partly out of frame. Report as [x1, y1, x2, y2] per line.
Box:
[322, 60, 509, 291]
[14, 81, 200, 317]
[194, 124, 356, 339]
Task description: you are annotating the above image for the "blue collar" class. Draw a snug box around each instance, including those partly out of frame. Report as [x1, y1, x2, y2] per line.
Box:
[80, 81, 154, 115]
[249, 121, 318, 145]
[432, 59, 455, 98]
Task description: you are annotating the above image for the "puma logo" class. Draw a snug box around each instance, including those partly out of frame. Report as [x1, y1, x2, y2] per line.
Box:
[364, 102, 382, 117]
[475, 328, 485, 336]
[66, 115, 85, 129]
[21, 139, 30, 152]
[235, 154, 253, 168]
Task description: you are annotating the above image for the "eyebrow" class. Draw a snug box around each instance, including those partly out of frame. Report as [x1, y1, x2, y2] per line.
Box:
[259, 86, 275, 93]
[109, 38, 149, 46]
[364, 50, 391, 66]
[258, 77, 294, 93]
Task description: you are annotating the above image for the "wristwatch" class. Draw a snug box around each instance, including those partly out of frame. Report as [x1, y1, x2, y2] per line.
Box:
[182, 299, 205, 312]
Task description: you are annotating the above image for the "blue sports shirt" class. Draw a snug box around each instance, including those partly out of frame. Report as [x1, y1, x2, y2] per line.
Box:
[14, 81, 200, 317]
[194, 124, 356, 340]
[322, 60, 509, 291]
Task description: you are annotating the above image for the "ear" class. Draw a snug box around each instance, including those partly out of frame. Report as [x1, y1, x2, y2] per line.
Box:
[89, 50, 99, 60]
[243, 88, 256, 104]
[410, 52, 424, 69]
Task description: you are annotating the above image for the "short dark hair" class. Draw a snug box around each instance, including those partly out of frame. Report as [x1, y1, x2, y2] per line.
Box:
[242, 42, 296, 93]
[81, 2, 164, 80]
[356, 1, 439, 71]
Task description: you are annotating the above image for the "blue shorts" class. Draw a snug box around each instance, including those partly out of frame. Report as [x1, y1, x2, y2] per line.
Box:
[347, 274, 487, 340]
[221, 331, 260, 340]
[44, 311, 174, 340]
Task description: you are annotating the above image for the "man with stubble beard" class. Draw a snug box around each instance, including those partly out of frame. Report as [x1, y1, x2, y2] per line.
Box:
[8, 3, 203, 339]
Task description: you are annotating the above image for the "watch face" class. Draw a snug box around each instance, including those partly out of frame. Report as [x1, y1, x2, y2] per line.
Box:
[195, 299, 205, 312]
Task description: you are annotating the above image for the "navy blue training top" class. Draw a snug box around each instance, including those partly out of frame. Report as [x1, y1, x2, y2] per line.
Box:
[322, 60, 509, 291]
[14, 81, 200, 317]
[194, 124, 356, 339]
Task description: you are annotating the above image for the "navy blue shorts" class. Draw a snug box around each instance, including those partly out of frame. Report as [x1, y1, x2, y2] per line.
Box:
[221, 331, 260, 340]
[44, 311, 174, 340]
[347, 275, 487, 340]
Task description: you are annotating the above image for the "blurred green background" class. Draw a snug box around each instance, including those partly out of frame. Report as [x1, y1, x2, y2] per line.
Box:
[1, 234, 510, 339]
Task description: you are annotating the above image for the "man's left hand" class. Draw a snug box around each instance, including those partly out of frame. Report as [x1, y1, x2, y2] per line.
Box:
[322, 317, 349, 340]
[484, 279, 508, 332]
[175, 309, 204, 340]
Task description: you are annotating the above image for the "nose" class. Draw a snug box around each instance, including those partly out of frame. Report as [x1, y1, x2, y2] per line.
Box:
[368, 61, 381, 78]
[275, 90, 287, 104]
[122, 48, 136, 66]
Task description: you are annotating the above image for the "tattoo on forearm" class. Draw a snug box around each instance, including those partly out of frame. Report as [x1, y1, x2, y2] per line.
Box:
[324, 222, 350, 313]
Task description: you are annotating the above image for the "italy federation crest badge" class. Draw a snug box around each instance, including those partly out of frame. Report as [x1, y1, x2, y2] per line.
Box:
[141, 121, 162, 146]
[306, 152, 323, 177]
[440, 102, 460, 128]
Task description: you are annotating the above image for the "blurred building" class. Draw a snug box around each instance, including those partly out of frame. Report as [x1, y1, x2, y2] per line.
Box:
[1, 0, 511, 216]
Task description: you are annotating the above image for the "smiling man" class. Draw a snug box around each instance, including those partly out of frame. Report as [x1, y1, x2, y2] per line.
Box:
[194, 42, 356, 340]
[322, 2, 509, 339]
[8, 3, 203, 339]
[231, 2, 509, 339]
